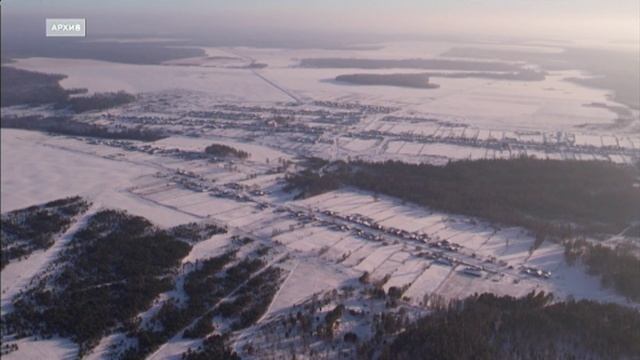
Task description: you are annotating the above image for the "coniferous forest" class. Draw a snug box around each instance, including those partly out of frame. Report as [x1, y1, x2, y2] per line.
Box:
[1, 196, 90, 269]
[373, 292, 640, 360]
[2, 210, 192, 355]
[1, 66, 135, 112]
[286, 157, 640, 300]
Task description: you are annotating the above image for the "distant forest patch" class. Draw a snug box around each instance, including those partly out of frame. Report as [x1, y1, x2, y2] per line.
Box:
[204, 143, 250, 159]
[2, 37, 205, 65]
[1, 67, 135, 112]
[1, 116, 167, 142]
[1, 66, 70, 107]
[335, 73, 439, 89]
[66, 91, 135, 113]
[334, 69, 545, 88]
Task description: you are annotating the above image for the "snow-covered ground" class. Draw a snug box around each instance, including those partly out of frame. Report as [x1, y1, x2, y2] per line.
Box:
[12, 58, 290, 103]
[2, 337, 78, 360]
[2, 39, 639, 359]
[1, 130, 199, 226]
[295, 189, 629, 305]
[1, 126, 636, 359]
[10, 40, 638, 134]
[153, 136, 292, 164]
[6, 130, 623, 308]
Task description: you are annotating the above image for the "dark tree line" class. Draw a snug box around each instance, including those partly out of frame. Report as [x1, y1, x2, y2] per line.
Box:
[64, 91, 135, 113]
[335, 69, 545, 88]
[371, 292, 640, 360]
[1, 67, 70, 107]
[204, 144, 249, 159]
[3, 41, 205, 65]
[286, 157, 640, 237]
[1, 66, 135, 112]
[2, 116, 167, 141]
[335, 73, 439, 89]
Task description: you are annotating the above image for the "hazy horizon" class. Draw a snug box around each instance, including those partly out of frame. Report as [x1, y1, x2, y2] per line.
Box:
[3, 0, 639, 49]
[2, 2, 640, 360]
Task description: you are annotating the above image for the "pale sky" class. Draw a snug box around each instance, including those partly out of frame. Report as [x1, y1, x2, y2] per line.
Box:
[3, 0, 639, 45]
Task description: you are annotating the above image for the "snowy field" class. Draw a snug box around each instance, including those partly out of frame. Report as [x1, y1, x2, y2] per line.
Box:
[260, 68, 620, 131]
[1, 126, 637, 359]
[10, 41, 638, 135]
[2, 38, 639, 359]
[67, 133, 631, 306]
[7, 41, 639, 170]
[294, 189, 629, 305]
[3, 130, 626, 309]
[12, 58, 290, 103]
[153, 136, 292, 163]
[0, 130, 199, 226]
